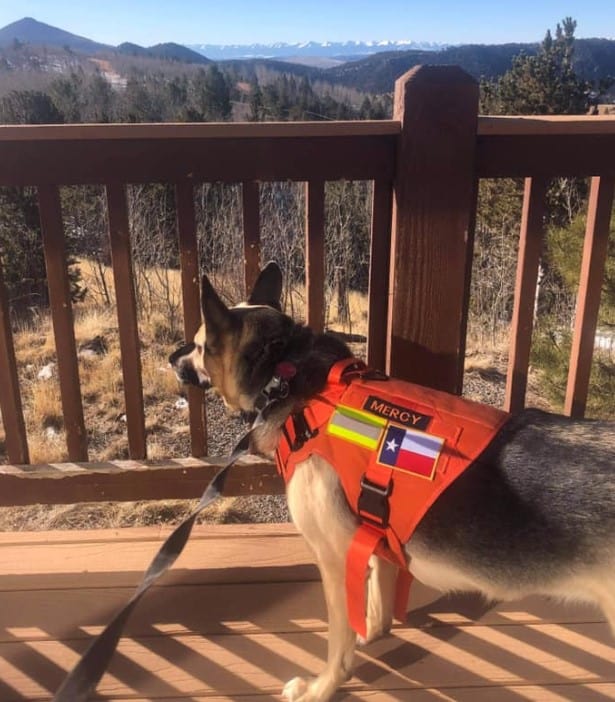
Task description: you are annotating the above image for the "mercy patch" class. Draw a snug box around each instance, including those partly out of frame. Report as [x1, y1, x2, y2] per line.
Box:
[328, 404, 386, 450]
[363, 395, 432, 430]
[378, 425, 444, 479]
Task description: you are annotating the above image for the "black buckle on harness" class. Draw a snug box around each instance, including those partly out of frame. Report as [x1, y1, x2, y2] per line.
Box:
[284, 411, 318, 452]
[358, 474, 392, 529]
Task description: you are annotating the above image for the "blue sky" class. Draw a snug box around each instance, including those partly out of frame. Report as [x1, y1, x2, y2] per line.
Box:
[0, 0, 613, 46]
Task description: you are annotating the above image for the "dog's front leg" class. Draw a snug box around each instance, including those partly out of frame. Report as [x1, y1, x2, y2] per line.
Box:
[283, 456, 357, 702]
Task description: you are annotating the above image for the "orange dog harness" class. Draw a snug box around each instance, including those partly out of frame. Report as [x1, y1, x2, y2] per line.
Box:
[275, 359, 510, 638]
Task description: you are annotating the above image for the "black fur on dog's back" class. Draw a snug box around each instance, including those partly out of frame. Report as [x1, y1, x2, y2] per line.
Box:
[413, 408, 615, 588]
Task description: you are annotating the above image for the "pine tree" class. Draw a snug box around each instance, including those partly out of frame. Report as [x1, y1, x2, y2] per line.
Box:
[475, 19, 596, 334]
[0, 90, 64, 124]
[248, 79, 264, 121]
[482, 18, 591, 115]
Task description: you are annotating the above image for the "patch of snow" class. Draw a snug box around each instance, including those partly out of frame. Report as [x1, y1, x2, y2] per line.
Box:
[37, 362, 56, 380]
[44, 426, 60, 441]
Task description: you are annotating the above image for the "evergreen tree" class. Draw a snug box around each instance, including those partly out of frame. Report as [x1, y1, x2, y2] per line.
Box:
[49, 71, 86, 122]
[482, 18, 592, 115]
[475, 19, 598, 333]
[0, 90, 64, 124]
[84, 73, 114, 123]
[248, 79, 264, 121]
[191, 66, 232, 121]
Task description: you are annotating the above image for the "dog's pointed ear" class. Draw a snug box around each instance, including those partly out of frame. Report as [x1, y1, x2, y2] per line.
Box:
[248, 261, 283, 310]
[201, 273, 231, 336]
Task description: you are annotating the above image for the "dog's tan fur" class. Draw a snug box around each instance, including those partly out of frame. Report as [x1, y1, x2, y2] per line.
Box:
[170, 263, 615, 702]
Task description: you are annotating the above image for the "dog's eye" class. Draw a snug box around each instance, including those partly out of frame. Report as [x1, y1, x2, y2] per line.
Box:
[195, 343, 203, 355]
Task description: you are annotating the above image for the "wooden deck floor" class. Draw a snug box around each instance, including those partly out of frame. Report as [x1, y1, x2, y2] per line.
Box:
[0, 523, 614, 701]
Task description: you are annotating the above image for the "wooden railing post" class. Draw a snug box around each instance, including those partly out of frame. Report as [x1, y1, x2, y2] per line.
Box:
[176, 181, 207, 456]
[0, 261, 29, 464]
[106, 184, 147, 460]
[38, 185, 89, 462]
[242, 181, 261, 296]
[367, 179, 393, 370]
[387, 66, 479, 394]
[565, 176, 615, 418]
[305, 180, 325, 333]
[504, 177, 548, 413]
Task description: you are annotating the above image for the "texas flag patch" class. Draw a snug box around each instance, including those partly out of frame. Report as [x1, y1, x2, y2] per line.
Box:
[378, 425, 444, 479]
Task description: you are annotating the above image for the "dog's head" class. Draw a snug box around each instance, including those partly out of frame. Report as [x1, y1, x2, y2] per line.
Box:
[169, 262, 296, 412]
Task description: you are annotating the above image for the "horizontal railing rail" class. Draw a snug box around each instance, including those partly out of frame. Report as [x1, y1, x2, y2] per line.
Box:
[0, 122, 398, 186]
[0, 65, 614, 508]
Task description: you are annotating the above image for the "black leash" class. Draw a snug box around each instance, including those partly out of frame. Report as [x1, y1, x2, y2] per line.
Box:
[53, 401, 275, 702]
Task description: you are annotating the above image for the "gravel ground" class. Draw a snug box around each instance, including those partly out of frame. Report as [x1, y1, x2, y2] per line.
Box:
[204, 394, 291, 524]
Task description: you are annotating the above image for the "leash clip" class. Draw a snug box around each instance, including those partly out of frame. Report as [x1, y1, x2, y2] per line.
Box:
[259, 362, 297, 406]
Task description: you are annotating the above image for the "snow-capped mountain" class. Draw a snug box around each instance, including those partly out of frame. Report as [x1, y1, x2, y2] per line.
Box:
[188, 40, 445, 61]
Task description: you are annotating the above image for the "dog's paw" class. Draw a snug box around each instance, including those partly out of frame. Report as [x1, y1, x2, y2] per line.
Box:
[282, 676, 312, 701]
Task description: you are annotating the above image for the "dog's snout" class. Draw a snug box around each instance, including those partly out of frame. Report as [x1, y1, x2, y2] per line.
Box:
[168, 342, 211, 389]
[169, 342, 195, 367]
[179, 365, 210, 388]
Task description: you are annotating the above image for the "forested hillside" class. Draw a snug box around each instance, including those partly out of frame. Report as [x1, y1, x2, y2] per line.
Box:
[324, 37, 615, 93]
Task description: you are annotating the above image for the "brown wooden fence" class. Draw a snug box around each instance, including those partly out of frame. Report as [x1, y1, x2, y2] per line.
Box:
[1, 65, 614, 508]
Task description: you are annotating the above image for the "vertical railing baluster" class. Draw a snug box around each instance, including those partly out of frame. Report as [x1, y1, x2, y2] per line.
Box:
[305, 180, 325, 332]
[242, 181, 261, 296]
[565, 176, 615, 418]
[367, 179, 393, 370]
[37, 185, 89, 462]
[175, 180, 207, 456]
[0, 260, 29, 464]
[106, 183, 146, 459]
[504, 177, 548, 414]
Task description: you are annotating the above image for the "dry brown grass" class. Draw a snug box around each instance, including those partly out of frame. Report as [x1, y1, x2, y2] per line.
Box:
[0, 260, 367, 491]
[2, 259, 188, 468]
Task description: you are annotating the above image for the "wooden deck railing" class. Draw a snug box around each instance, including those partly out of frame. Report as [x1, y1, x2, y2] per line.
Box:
[1, 65, 614, 508]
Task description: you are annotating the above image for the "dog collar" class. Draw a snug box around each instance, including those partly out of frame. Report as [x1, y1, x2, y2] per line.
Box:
[255, 361, 298, 410]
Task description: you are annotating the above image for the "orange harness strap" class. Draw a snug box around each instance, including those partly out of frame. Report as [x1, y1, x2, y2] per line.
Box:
[346, 524, 413, 636]
[275, 358, 510, 640]
[347, 459, 413, 636]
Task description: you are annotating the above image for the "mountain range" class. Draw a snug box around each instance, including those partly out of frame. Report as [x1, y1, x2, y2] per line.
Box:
[0, 18, 443, 62]
[1, 17, 614, 95]
[187, 40, 444, 61]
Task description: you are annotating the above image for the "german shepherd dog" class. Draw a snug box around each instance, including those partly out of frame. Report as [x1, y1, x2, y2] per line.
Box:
[170, 262, 615, 702]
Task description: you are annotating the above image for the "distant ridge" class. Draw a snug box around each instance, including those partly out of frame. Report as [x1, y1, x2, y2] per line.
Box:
[322, 39, 615, 92]
[0, 18, 212, 65]
[117, 42, 211, 64]
[324, 43, 537, 91]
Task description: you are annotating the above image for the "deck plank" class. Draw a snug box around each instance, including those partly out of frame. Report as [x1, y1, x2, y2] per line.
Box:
[0, 524, 613, 701]
[2, 624, 614, 700]
[0, 524, 316, 589]
[94, 687, 615, 702]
